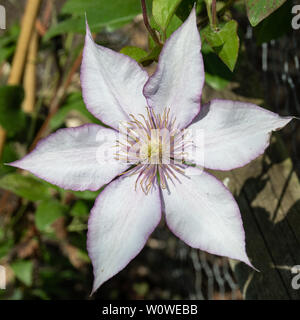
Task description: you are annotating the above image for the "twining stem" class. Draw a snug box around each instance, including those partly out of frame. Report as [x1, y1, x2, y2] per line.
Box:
[140, 0, 161, 46]
[200, 0, 236, 27]
[212, 0, 218, 29]
[205, 0, 218, 30]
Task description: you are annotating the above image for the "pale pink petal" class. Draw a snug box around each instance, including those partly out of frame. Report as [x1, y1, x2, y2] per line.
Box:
[143, 7, 204, 129]
[9, 125, 128, 191]
[188, 99, 293, 170]
[162, 166, 253, 267]
[81, 21, 149, 130]
[87, 174, 161, 293]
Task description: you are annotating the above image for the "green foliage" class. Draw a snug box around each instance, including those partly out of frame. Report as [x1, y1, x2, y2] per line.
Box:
[35, 200, 66, 232]
[253, 0, 293, 44]
[140, 45, 162, 65]
[202, 43, 232, 90]
[152, 0, 182, 31]
[72, 189, 99, 200]
[245, 0, 287, 26]
[11, 260, 33, 286]
[176, 0, 204, 21]
[0, 24, 19, 64]
[120, 46, 148, 63]
[165, 14, 183, 38]
[201, 20, 239, 72]
[0, 173, 51, 201]
[45, 0, 142, 40]
[0, 238, 14, 259]
[71, 201, 89, 217]
[0, 142, 18, 176]
[0, 86, 26, 137]
[146, 14, 182, 63]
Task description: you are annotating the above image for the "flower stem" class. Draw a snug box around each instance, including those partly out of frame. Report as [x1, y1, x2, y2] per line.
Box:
[205, 0, 218, 30]
[212, 0, 218, 29]
[140, 0, 161, 46]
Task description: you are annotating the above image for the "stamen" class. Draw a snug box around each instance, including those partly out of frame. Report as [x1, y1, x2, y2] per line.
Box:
[116, 107, 190, 194]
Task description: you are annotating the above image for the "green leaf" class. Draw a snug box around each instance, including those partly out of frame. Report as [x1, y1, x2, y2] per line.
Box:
[70, 200, 89, 217]
[202, 43, 232, 90]
[0, 47, 15, 64]
[31, 289, 50, 300]
[0, 238, 14, 259]
[0, 142, 18, 176]
[50, 92, 102, 130]
[0, 173, 51, 201]
[166, 14, 183, 38]
[140, 45, 162, 65]
[35, 199, 66, 232]
[45, 0, 142, 39]
[11, 260, 33, 286]
[176, 0, 204, 21]
[0, 24, 19, 64]
[44, 16, 84, 40]
[72, 189, 100, 200]
[245, 0, 287, 26]
[201, 20, 239, 72]
[0, 86, 26, 137]
[205, 72, 230, 90]
[152, 0, 182, 31]
[149, 14, 182, 49]
[253, 0, 292, 44]
[120, 46, 148, 63]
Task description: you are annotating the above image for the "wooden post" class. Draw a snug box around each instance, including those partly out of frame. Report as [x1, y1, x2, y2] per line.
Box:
[212, 136, 300, 299]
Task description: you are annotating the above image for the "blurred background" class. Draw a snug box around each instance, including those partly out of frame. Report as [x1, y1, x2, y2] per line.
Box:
[0, 0, 300, 300]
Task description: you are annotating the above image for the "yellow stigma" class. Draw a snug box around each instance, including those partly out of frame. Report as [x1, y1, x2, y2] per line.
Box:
[139, 135, 162, 164]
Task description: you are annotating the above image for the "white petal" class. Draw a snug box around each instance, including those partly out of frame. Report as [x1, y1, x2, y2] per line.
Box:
[162, 166, 252, 266]
[143, 7, 204, 129]
[188, 99, 293, 170]
[87, 174, 161, 292]
[9, 125, 128, 191]
[81, 21, 149, 130]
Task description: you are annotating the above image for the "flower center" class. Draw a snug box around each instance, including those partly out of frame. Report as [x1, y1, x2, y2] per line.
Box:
[140, 140, 161, 162]
[116, 107, 191, 194]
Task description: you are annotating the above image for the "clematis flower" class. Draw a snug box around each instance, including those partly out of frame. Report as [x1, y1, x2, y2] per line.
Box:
[9, 8, 292, 293]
